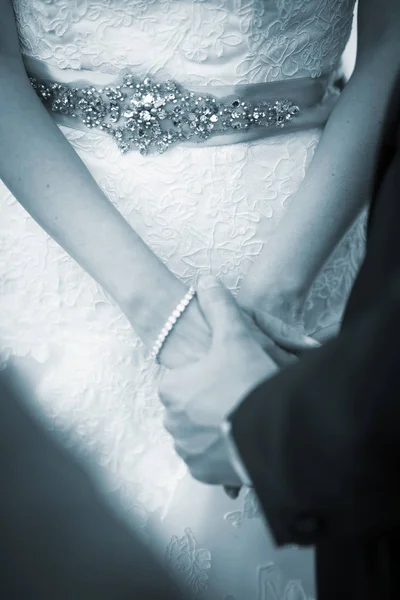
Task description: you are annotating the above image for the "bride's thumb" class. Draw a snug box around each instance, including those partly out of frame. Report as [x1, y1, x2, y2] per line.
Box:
[196, 276, 244, 339]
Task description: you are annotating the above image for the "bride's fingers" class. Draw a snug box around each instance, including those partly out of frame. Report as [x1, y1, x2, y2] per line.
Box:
[253, 311, 321, 352]
[311, 322, 341, 343]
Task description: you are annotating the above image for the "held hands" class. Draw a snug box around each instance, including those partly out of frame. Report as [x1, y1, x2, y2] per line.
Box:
[159, 284, 298, 370]
[159, 275, 282, 487]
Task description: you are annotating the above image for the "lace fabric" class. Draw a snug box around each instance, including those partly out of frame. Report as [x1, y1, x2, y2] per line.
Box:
[13, 0, 356, 84]
[1, 1, 363, 598]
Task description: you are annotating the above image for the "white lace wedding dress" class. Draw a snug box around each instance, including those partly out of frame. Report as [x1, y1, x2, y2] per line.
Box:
[1, 1, 365, 598]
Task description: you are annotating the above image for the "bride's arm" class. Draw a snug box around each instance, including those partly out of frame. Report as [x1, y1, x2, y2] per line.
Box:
[239, 0, 400, 313]
[0, 4, 211, 368]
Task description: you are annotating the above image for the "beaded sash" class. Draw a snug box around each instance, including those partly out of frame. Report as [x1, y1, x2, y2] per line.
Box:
[23, 55, 339, 156]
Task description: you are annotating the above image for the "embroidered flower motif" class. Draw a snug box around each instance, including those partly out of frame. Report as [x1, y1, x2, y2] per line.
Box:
[165, 528, 211, 596]
[258, 563, 314, 600]
[224, 488, 262, 527]
[53, 44, 81, 69]
[181, 26, 244, 62]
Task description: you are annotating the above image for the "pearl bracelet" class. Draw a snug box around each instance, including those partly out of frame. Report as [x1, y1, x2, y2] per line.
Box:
[150, 285, 197, 363]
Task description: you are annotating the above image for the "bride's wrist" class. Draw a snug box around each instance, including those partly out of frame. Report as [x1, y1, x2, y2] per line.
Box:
[121, 277, 189, 345]
[158, 297, 212, 368]
[123, 281, 212, 368]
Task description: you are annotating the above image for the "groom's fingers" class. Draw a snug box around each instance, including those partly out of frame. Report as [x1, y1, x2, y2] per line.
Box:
[254, 310, 321, 352]
[196, 276, 248, 341]
[311, 322, 341, 343]
[240, 310, 298, 366]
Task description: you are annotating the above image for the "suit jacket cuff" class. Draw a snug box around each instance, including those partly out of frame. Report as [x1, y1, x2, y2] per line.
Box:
[228, 380, 319, 547]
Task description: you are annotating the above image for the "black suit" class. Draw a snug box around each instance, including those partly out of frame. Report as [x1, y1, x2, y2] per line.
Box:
[230, 78, 400, 598]
[0, 369, 186, 600]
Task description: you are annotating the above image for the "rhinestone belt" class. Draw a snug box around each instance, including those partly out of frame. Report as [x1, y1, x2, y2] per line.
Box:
[29, 73, 302, 156]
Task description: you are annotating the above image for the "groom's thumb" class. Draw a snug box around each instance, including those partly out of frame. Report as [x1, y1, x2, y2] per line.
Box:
[196, 276, 246, 341]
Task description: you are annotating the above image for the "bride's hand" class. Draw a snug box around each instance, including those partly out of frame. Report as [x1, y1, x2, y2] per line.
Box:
[240, 309, 298, 367]
[237, 285, 321, 354]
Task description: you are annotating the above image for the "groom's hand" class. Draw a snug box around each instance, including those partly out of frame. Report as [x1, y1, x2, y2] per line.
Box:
[159, 276, 280, 487]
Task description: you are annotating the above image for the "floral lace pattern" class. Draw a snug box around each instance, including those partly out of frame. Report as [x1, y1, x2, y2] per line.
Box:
[12, 0, 356, 84]
[2, 1, 361, 598]
[224, 488, 262, 527]
[165, 528, 212, 596]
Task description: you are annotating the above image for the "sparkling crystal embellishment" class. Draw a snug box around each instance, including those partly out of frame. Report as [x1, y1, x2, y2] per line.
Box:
[29, 74, 301, 156]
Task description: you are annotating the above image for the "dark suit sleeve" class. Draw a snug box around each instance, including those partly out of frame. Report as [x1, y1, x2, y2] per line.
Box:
[231, 281, 400, 547]
[230, 121, 400, 548]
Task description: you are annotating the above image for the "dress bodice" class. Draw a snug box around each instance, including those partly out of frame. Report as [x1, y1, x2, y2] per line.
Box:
[12, 0, 356, 86]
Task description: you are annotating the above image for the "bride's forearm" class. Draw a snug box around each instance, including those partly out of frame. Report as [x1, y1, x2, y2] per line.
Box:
[0, 59, 210, 357]
[242, 40, 400, 302]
